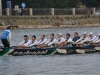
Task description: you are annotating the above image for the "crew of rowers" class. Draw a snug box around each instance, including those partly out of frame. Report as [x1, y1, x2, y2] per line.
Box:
[17, 32, 100, 48]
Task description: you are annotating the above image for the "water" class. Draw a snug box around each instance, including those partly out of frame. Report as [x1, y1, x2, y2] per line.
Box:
[0, 27, 100, 75]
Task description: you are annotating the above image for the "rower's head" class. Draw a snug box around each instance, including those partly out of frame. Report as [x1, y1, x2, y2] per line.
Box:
[50, 33, 54, 39]
[32, 35, 36, 41]
[41, 35, 45, 40]
[83, 32, 87, 38]
[66, 33, 70, 39]
[7, 26, 12, 30]
[57, 33, 62, 38]
[24, 35, 28, 40]
[89, 32, 93, 37]
[74, 32, 78, 37]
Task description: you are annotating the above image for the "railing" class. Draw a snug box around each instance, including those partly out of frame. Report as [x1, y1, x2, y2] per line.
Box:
[1, 8, 100, 16]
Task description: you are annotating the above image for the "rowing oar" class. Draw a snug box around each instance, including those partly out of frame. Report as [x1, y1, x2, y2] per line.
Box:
[56, 48, 67, 54]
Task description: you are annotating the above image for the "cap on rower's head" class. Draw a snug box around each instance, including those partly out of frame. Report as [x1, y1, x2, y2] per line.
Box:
[57, 33, 62, 36]
[24, 35, 28, 37]
[89, 32, 93, 35]
[7, 26, 12, 29]
[83, 32, 87, 34]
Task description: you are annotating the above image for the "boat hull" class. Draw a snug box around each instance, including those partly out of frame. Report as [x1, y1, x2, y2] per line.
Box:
[58, 46, 99, 54]
[0, 48, 57, 56]
[0, 46, 99, 56]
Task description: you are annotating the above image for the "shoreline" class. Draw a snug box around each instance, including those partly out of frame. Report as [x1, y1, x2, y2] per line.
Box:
[0, 15, 100, 29]
[0, 24, 100, 30]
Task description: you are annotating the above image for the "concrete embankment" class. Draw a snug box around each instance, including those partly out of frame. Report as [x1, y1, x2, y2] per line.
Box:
[0, 15, 100, 29]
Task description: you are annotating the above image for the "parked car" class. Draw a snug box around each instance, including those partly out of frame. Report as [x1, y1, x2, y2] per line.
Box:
[95, 10, 100, 15]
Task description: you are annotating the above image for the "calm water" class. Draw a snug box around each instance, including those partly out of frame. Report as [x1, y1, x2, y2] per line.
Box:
[0, 27, 100, 75]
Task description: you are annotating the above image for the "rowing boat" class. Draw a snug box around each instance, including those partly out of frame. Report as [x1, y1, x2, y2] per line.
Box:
[0, 46, 100, 56]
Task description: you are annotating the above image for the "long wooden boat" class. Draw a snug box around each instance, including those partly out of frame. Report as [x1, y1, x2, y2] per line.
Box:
[0, 46, 100, 56]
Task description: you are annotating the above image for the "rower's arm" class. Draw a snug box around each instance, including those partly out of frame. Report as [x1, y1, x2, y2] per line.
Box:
[57, 38, 65, 44]
[93, 37, 99, 42]
[40, 39, 47, 45]
[68, 38, 72, 42]
[24, 40, 32, 46]
[28, 41, 38, 47]
[94, 39, 100, 43]
[78, 37, 89, 44]
[90, 36, 97, 42]
[48, 39, 57, 46]
[19, 40, 25, 45]
[75, 37, 82, 43]
[37, 40, 41, 45]
[45, 39, 50, 45]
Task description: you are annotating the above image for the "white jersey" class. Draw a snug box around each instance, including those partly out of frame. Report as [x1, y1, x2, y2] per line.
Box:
[38, 38, 47, 45]
[66, 37, 72, 42]
[45, 38, 57, 46]
[75, 37, 90, 44]
[57, 37, 65, 44]
[19, 39, 32, 46]
[89, 36, 97, 42]
[28, 40, 38, 47]
[94, 37, 100, 43]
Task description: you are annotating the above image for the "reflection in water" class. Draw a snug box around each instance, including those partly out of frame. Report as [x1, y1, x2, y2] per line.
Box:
[0, 27, 100, 75]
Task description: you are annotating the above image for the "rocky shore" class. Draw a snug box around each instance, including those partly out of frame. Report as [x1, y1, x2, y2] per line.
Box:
[0, 15, 100, 29]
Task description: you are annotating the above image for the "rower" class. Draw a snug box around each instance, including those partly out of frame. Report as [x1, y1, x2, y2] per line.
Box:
[1, 26, 12, 48]
[17, 35, 31, 48]
[92, 34, 100, 46]
[74, 32, 90, 46]
[39, 34, 57, 48]
[27, 35, 38, 48]
[38, 35, 47, 45]
[73, 32, 80, 42]
[56, 33, 65, 47]
[89, 32, 97, 42]
[59, 33, 72, 47]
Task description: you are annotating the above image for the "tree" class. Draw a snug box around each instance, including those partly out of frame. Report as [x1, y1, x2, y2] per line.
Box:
[2, 0, 100, 9]
[81, 0, 100, 7]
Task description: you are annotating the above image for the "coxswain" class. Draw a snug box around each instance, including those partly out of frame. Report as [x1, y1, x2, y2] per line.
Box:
[1, 26, 12, 48]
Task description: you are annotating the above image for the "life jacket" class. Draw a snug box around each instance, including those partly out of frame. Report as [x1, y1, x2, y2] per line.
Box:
[1, 30, 10, 39]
